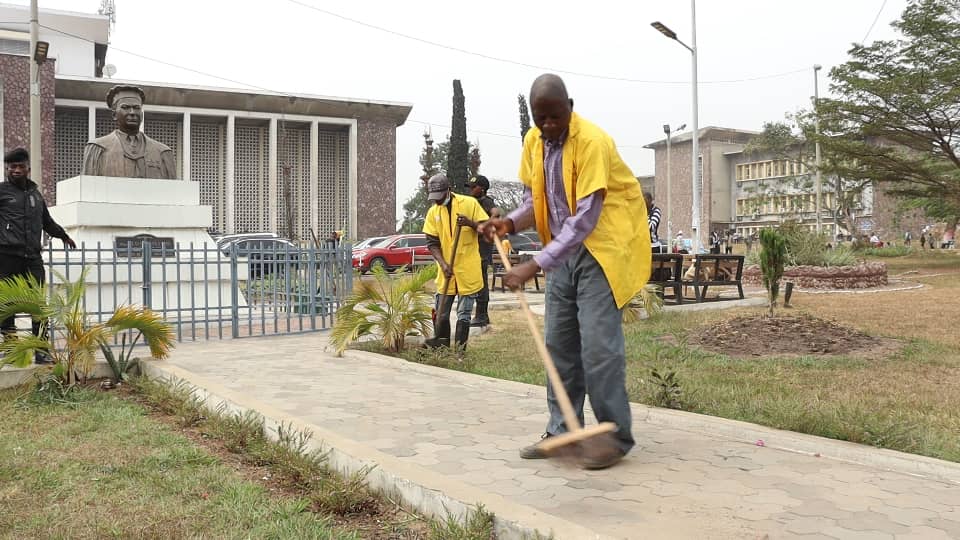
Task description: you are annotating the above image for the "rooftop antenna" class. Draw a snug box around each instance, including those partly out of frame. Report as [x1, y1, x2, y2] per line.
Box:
[98, 0, 117, 31]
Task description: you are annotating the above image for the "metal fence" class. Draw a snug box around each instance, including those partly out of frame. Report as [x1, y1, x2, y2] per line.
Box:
[43, 241, 353, 342]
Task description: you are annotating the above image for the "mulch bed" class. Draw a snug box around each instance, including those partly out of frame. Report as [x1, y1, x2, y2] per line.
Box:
[691, 312, 902, 358]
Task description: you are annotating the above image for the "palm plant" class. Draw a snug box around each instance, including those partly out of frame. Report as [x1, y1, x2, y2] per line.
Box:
[759, 228, 787, 316]
[622, 284, 665, 324]
[0, 269, 174, 385]
[331, 264, 436, 354]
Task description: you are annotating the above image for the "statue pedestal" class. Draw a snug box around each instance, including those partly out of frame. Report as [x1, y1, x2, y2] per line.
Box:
[49, 175, 214, 247]
[48, 176, 246, 317]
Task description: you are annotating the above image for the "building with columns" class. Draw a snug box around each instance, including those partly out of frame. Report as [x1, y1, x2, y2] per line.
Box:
[644, 126, 930, 243]
[1, 4, 411, 242]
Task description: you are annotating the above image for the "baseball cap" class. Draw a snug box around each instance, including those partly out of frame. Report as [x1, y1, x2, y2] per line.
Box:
[466, 175, 490, 190]
[426, 174, 450, 201]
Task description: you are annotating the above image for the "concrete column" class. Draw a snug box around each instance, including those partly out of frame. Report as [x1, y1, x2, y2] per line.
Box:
[348, 120, 358, 239]
[310, 121, 319, 241]
[181, 112, 191, 182]
[87, 105, 96, 141]
[268, 118, 278, 233]
[225, 115, 235, 234]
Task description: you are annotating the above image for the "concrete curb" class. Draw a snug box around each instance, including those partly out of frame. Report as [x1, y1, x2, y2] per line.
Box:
[0, 360, 114, 389]
[141, 360, 613, 540]
[341, 348, 960, 487]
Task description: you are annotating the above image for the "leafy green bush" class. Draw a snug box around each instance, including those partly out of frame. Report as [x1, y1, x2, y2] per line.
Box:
[862, 245, 913, 257]
[821, 244, 858, 266]
[760, 228, 787, 316]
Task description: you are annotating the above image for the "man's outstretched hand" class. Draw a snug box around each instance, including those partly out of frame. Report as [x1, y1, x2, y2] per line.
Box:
[477, 218, 513, 243]
[63, 235, 77, 250]
[504, 260, 540, 291]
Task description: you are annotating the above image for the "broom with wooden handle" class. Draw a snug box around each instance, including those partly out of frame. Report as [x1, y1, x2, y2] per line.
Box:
[491, 233, 618, 464]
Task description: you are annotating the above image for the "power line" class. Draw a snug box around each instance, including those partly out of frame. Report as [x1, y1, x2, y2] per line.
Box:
[282, 0, 810, 86]
[861, 0, 889, 44]
[38, 23, 668, 152]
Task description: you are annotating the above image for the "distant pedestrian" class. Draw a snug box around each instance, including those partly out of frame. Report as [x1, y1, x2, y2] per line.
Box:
[709, 230, 721, 254]
[466, 175, 499, 328]
[644, 191, 662, 253]
[904, 231, 912, 246]
[723, 232, 733, 254]
[920, 232, 927, 249]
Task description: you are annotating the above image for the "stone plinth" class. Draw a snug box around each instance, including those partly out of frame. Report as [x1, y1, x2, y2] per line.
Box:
[47, 176, 245, 313]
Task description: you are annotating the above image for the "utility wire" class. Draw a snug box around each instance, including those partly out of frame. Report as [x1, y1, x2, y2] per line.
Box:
[283, 0, 809, 86]
[861, 0, 889, 44]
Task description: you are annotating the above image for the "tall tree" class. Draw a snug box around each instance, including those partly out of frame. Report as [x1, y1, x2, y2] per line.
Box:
[398, 133, 479, 233]
[744, 116, 871, 234]
[818, 0, 960, 235]
[518, 94, 531, 143]
[447, 80, 469, 193]
[398, 131, 440, 233]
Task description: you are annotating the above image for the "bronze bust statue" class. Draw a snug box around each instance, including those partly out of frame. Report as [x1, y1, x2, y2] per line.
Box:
[82, 85, 177, 179]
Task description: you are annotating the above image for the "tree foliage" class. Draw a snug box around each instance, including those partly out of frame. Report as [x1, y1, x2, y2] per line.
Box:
[487, 180, 525, 215]
[399, 133, 479, 234]
[518, 94, 531, 143]
[448, 80, 470, 193]
[745, 117, 871, 234]
[818, 0, 960, 232]
[759, 228, 786, 317]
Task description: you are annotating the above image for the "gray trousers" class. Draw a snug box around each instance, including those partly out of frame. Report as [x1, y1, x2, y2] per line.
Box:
[543, 245, 635, 454]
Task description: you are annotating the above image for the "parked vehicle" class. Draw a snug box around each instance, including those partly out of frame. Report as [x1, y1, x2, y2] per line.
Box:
[507, 231, 543, 254]
[215, 232, 280, 251]
[352, 236, 388, 251]
[220, 237, 298, 278]
[352, 234, 430, 273]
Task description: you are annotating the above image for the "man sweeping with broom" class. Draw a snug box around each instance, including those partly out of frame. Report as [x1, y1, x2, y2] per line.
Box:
[480, 74, 650, 469]
[423, 174, 489, 353]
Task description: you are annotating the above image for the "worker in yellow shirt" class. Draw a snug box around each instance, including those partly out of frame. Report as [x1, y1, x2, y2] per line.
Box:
[422, 174, 489, 351]
[480, 74, 650, 469]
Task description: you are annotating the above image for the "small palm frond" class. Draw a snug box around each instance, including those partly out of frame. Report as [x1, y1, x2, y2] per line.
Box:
[623, 284, 665, 324]
[0, 273, 52, 322]
[0, 333, 50, 368]
[105, 305, 175, 359]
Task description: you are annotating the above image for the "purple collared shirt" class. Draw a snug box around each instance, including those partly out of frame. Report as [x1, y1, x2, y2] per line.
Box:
[507, 135, 603, 271]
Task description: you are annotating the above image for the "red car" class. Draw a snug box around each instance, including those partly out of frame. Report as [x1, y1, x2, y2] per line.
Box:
[352, 234, 430, 273]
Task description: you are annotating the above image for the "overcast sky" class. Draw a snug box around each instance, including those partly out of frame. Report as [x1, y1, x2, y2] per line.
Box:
[17, 0, 907, 222]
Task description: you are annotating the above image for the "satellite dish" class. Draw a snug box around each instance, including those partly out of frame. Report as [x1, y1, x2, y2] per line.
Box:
[104, 64, 117, 78]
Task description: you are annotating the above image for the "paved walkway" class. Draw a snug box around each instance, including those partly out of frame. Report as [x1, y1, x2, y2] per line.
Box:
[151, 334, 960, 540]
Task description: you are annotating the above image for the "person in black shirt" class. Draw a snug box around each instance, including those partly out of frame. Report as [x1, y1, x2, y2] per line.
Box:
[0, 148, 75, 364]
[466, 175, 500, 327]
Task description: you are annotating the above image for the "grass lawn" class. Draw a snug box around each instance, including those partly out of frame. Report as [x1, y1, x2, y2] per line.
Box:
[365, 252, 960, 463]
[0, 381, 490, 539]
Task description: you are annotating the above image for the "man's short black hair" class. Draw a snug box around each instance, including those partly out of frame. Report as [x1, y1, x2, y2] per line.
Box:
[4, 148, 29, 163]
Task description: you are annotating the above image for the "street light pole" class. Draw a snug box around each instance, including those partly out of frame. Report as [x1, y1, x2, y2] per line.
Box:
[652, 0, 700, 253]
[813, 64, 823, 234]
[29, 0, 41, 184]
[663, 123, 685, 253]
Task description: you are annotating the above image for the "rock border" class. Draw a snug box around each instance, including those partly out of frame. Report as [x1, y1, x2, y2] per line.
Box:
[743, 261, 888, 289]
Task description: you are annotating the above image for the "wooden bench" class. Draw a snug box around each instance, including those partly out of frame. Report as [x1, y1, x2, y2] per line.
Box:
[491, 254, 544, 292]
[681, 254, 745, 302]
[650, 254, 684, 304]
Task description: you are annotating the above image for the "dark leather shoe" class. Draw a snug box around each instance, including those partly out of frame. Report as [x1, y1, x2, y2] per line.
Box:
[580, 446, 626, 470]
[34, 351, 54, 365]
[519, 433, 553, 459]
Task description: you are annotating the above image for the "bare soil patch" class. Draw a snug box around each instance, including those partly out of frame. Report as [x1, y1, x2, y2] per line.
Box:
[691, 312, 903, 358]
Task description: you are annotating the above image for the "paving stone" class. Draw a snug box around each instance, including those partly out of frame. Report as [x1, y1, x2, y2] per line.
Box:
[781, 515, 839, 535]
[893, 525, 955, 540]
[835, 511, 912, 534]
[925, 518, 960, 537]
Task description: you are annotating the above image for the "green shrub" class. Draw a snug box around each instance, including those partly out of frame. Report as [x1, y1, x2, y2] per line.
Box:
[862, 245, 913, 257]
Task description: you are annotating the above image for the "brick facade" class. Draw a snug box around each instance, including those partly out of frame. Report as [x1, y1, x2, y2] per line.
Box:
[356, 116, 398, 238]
[0, 54, 56, 202]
